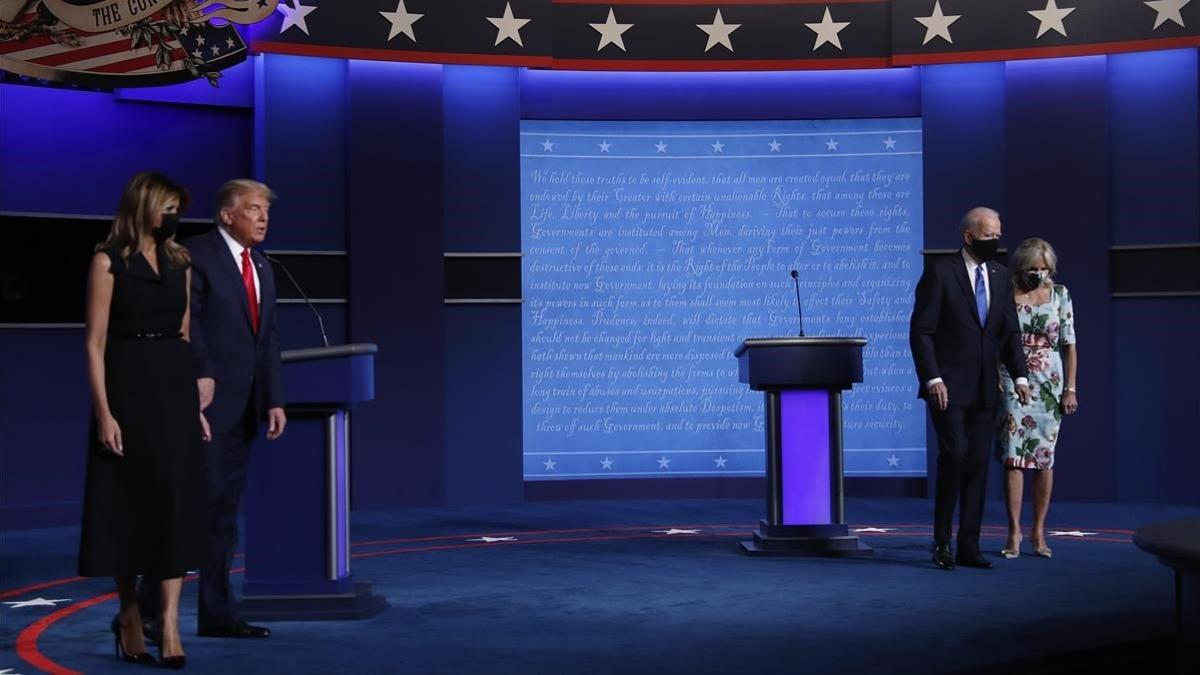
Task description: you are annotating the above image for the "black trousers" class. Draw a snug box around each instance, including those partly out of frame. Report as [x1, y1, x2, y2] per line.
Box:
[929, 402, 998, 554]
[141, 411, 256, 629]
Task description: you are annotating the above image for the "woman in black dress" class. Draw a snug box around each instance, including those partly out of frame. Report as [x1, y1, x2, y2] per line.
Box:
[78, 172, 209, 668]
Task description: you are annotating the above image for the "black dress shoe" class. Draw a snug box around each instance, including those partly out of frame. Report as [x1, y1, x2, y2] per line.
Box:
[956, 552, 994, 569]
[932, 543, 956, 570]
[197, 620, 271, 638]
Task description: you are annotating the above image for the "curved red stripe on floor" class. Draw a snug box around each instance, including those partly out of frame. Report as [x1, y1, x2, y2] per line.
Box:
[0, 577, 85, 601]
[16, 591, 116, 675]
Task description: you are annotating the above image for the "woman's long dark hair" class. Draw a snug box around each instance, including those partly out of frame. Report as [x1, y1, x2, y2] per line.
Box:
[99, 171, 191, 267]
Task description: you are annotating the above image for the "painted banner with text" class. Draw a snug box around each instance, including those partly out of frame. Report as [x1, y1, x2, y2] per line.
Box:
[521, 119, 924, 481]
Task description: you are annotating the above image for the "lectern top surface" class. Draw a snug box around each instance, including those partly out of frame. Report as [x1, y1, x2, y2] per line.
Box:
[734, 337, 867, 357]
[282, 343, 379, 363]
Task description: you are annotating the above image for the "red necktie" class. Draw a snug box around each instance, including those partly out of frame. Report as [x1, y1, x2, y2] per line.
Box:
[241, 248, 259, 335]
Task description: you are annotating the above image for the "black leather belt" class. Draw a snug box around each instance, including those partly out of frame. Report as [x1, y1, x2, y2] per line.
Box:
[110, 331, 183, 340]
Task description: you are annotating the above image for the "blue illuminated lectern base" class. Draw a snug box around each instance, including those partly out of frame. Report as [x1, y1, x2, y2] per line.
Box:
[735, 338, 873, 557]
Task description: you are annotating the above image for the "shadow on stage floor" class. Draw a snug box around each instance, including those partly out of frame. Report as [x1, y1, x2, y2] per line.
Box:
[2, 498, 1196, 674]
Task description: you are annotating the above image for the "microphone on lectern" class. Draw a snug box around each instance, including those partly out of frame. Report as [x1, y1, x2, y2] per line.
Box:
[789, 269, 805, 338]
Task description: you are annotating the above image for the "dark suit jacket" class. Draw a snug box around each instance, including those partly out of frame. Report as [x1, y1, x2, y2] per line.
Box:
[185, 227, 284, 435]
[909, 250, 1028, 409]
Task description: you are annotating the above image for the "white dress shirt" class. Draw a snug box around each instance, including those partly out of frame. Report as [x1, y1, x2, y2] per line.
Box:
[924, 248, 1027, 391]
[218, 225, 260, 304]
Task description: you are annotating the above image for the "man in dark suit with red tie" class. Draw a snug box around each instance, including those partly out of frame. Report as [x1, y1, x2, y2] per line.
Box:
[910, 207, 1030, 571]
[142, 179, 286, 639]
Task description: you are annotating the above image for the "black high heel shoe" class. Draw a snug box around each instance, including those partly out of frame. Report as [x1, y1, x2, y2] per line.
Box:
[110, 617, 156, 665]
[157, 642, 186, 670]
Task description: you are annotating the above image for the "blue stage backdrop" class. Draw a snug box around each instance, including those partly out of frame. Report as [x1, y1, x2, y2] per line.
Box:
[520, 119, 924, 481]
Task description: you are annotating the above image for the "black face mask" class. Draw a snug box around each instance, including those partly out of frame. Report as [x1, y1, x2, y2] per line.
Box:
[154, 213, 180, 243]
[967, 237, 999, 263]
[1021, 270, 1047, 290]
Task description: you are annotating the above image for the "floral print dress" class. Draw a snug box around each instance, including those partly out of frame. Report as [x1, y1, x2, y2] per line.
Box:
[998, 284, 1076, 470]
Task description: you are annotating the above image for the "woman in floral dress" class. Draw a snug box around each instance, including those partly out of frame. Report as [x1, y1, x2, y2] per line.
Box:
[998, 238, 1078, 559]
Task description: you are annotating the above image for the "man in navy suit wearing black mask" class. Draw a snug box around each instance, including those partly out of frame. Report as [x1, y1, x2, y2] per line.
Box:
[910, 207, 1030, 571]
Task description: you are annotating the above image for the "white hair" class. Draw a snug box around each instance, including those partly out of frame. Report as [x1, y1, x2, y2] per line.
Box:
[960, 206, 1000, 233]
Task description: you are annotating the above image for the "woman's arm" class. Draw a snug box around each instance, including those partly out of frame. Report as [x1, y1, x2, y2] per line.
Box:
[85, 252, 122, 454]
[1059, 285, 1078, 415]
[1061, 343, 1078, 414]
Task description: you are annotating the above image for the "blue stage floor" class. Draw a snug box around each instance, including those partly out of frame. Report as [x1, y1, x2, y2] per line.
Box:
[2, 497, 1196, 674]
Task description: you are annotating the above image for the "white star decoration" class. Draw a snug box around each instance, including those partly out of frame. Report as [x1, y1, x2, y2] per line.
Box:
[277, 0, 316, 36]
[541, 139, 555, 152]
[656, 456, 671, 469]
[655, 140, 669, 153]
[590, 8, 634, 52]
[653, 529, 701, 535]
[851, 527, 895, 533]
[914, 1, 961, 45]
[714, 455, 728, 468]
[711, 140, 725, 153]
[825, 138, 839, 151]
[883, 137, 898, 150]
[598, 140, 611, 153]
[768, 139, 782, 153]
[806, 7, 851, 51]
[1049, 530, 1097, 537]
[467, 536, 518, 543]
[543, 457, 557, 471]
[600, 456, 614, 469]
[886, 453, 901, 467]
[488, 2, 531, 47]
[1145, 0, 1191, 29]
[3, 597, 71, 609]
[697, 9, 740, 53]
[1028, 0, 1076, 38]
[379, 0, 423, 43]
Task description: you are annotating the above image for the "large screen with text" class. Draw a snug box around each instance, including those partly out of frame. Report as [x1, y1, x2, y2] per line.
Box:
[521, 119, 924, 481]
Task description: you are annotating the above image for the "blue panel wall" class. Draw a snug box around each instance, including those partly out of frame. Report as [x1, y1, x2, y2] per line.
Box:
[278, 305, 348, 351]
[0, 84, 250, 215]
[0, 330, 89, 529]
[442, 66, 524, 506]
[443, 66, 521, 253]
[1108, 50, 1200, 245]
[1005, 56, 1114, 503]
[444, 306, 523, 505]
[1113, 300, 1200, 505]
[345, 60, 447, 508]
[919, 63, 1007, 249]
[1108, 50, 1200, 506]
[254, 54, 347, 251]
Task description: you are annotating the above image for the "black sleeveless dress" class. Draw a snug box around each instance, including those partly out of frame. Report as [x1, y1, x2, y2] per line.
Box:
[77, 246, 204, 579]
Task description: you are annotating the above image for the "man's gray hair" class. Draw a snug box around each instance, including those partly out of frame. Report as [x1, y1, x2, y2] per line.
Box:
[960, 206, 999, 233]
[214, 179, 275, 223]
